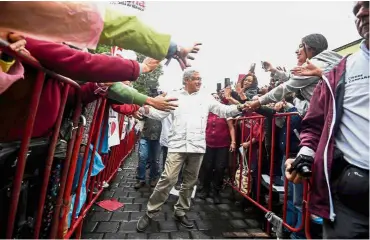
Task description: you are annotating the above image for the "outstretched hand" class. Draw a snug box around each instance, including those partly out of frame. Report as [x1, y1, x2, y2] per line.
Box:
[290, 59, 322, 77]
[176, 43, 202, 70]
[146, 92, 178, 112]
[141, 57, 161, 73]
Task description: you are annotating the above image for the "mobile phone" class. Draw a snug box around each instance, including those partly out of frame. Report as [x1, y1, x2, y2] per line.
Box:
[217, 83, 221, 92]
[249, 63, 256, 74]
[224, 78, 231, 88]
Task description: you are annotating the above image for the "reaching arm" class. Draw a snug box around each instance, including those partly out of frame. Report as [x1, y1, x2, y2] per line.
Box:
[208, 96, 240, 118]
[139, 106, 171, 121]
[99, 7, 172, 60]
[258, 75, 320, 105]
[25, 37, 140, 82]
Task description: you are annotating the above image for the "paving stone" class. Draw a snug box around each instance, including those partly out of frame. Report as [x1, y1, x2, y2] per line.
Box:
[158, 220, 178, 232]
[95, 222, 120, 233]
[192, 197, 205, 204]
[114, 191, 129, 198]
[138, 186, 152, 192]
[194, 220, 213, 230]
[190, 204, 202, 211]
[199, 211, 217, 220]
[217, 211, 231, 219]
[204, 204, 218, 211]
[121, 187, 137, 192]
[130, 212, 144, 221]
[184, 212, 200, 220]
[134, 198, 149, 204]
[90, 212, 112, 222]
[122, 204, 141, 212]
[170, 231, 191, 239]
[217, 203, 233, 211]
[83, 221, 98, 233]
[190, 231, 213, 239]
[152, 212, 166, 221]
[205, 198, 214, 204]
[99, 191, 115, 198]
[245, 218, 260, 228]
[103, 232, 127, 239]
[82, 233, 104, 239]
[126, 233, 148, 239]
[142, 192, 152, 198]
[111, 212, 130, 222]
[128, 192, 143, 198]
[220, 198, 231, 204]
[118, 221, 139, 233]
[148, 233, 169, 239]
[230, 211, 247, 219]
[118, 197, 134, 204]
[230, 219, 248, 229]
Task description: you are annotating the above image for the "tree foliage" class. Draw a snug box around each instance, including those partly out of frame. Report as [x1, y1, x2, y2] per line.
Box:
[94, 44, 163, 95]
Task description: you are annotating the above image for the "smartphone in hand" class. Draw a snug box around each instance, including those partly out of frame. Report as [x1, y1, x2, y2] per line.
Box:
[217, 83, 221, 92]
[224, 78, 231, 88]
[249, 63, 256, 74]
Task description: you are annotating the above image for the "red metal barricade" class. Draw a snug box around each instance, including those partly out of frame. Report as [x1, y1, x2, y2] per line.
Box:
[226, 113, 313, 239]
[0, 40, 136, 239]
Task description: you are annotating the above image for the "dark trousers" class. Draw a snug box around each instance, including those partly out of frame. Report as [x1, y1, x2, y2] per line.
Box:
[323, 158, 369, 239]
[201, 146, 229, 192]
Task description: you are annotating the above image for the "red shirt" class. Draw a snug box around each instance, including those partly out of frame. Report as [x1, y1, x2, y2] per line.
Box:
[205, 113, 231, 148]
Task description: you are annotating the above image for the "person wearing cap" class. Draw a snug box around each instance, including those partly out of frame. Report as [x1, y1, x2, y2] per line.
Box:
[246, 33, 343, 112]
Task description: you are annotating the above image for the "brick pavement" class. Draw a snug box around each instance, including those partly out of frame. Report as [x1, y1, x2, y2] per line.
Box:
[82, 152, 268, 239]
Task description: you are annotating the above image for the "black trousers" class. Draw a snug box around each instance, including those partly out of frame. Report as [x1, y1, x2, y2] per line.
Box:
[200, 146, 229, 192]
[323, 158, 369, 239]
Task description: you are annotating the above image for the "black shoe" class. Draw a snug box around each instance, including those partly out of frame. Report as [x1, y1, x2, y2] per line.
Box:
[136, 214, 151, 232]
[198, 190, 209, 200]
[174, 215, 194, 228]
[134, 181, 145, 190]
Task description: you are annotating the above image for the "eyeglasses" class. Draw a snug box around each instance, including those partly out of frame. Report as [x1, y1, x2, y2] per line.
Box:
[191, 77, 202, 81]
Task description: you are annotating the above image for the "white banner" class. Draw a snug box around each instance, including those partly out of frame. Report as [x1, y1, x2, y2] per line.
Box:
[108, 107, 121, 147]
[121, 116, 129, 140]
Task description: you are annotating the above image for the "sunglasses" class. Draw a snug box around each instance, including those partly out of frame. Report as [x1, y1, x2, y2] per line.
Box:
[191, 77, 202, 81]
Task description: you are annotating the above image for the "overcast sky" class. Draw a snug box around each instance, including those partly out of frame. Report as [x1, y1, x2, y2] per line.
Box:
[137, 1, 360, 93]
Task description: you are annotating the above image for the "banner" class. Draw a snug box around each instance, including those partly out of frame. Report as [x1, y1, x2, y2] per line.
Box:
[108, 107, 121, 147]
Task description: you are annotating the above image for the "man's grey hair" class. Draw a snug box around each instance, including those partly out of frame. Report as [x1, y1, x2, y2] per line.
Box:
[182, 69, 200, 85]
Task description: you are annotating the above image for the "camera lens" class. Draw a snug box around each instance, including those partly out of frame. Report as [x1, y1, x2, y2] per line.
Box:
[300, 166, 312, 178]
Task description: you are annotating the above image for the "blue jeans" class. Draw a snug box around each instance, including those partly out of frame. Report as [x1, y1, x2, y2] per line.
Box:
[137, 138, 160, 182]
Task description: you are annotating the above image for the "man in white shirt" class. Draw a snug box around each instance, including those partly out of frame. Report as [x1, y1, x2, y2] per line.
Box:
[136, 69, 246, 231]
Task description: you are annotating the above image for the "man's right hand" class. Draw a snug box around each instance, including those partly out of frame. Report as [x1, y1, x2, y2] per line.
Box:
[145, 92, 178, 112]
[285, 158, 303, 184]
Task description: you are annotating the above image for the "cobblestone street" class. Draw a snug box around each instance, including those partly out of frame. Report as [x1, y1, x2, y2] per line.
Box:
[82, 151, 268, 239]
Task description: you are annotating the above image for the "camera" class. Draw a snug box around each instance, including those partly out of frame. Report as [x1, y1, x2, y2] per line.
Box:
[288, 154, 314, 178]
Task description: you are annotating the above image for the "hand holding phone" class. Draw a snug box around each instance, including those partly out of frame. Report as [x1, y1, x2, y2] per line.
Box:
[249, 63, 256, 74]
